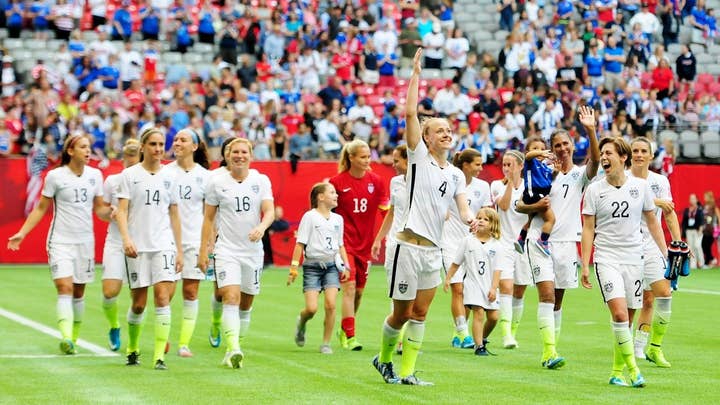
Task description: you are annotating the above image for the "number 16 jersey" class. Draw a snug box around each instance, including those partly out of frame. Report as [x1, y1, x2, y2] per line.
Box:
[205, 169, 273, 257]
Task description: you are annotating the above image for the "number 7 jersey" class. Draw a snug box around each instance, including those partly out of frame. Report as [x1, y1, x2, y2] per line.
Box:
[205, 169, 274, 257]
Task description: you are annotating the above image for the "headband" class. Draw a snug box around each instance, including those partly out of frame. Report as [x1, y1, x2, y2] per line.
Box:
[189, 129, 200, 144]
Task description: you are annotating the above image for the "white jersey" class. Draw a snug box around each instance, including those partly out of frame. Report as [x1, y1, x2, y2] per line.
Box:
[42, 165, 103, 246]
[452, 235, 504, 294]
[490, 180, 526, 245]
[582, 176, 655, 265]
[442, 177, 491, 250]
[387, 175, 408, 246]
[166, 162, 211, 247]
[630, 171, 671, 255]
[117, 164, 179, 252]
[205, 169, 273, 257]
[401, 141, 466, 246]
[296, 209, 344, 262]
[102, 173, 123, 247]
[529, 164, 590, 242]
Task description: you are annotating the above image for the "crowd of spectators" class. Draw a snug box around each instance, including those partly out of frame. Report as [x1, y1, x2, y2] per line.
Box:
[0, 0, 717, 170]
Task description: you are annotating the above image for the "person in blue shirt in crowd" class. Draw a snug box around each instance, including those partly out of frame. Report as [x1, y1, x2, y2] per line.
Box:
[174, 19, 194, 53]
[112, 2, 133, 41]
[30, 0, 50, 39]
[98, 54, 120, 91]
[140, 5, 161, 41]
[381, 104, 405, 148]
[584, 39, 604, 88]
[6, 0, 24, 38]
[603, 35, 625, 92]
[198, 6, 216, 44]
[74, 55, 99, 94]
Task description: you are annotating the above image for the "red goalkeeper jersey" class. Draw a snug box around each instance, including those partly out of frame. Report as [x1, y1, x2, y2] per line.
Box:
[329, 171, 389, 260]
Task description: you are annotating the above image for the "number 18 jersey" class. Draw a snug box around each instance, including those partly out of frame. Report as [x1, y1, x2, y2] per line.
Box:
[205, 169, 274, 257]
[330, 170, 388, 260]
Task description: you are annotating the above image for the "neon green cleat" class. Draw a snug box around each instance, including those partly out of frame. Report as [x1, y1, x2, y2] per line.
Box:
[337, 329, 348, 349]
[346, 336, 363, 351]
[60, 339, 76, 355]
[646, 348, 671, 368]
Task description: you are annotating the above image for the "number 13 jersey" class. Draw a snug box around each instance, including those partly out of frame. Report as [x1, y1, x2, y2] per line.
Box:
[205, 169, 273, 257]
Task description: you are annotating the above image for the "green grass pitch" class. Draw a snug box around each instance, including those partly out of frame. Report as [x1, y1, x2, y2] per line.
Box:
[0, 265, 719, 404]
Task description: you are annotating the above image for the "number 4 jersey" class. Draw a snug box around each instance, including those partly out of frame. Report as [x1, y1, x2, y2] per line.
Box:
[117, 164, 179, 253]
[582, 175, 655, 265]
[330, 170, 388, 260]
[42, 165, 104, 246]
[205, 169, 274, 257]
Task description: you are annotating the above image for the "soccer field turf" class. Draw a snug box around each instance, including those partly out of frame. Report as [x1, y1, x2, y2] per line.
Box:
[0, 265, 718, 404]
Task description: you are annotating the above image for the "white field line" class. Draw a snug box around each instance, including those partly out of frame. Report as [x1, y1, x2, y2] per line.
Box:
[0, 307, 118, 357]
[680, 288, 720, 296]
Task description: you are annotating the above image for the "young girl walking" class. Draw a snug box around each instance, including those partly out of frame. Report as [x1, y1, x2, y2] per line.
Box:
[288, 183, 350, 354]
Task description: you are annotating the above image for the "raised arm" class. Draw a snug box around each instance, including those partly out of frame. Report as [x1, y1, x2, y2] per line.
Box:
[578, 105, 600, 179]
[405, 49, 423, 151]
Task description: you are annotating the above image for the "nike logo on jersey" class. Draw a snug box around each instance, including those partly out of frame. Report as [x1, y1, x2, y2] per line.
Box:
[342, 188, 351, 192]
[133, 180, 140, 184]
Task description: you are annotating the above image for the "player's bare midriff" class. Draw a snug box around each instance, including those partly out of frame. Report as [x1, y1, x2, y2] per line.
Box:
[396, 229, 435, 247]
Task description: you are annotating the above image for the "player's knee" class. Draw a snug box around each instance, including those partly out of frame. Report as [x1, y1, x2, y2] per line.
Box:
[487, 310, 500, 322]
[130, 304, 146, 314]
[324, 302, 335, 313]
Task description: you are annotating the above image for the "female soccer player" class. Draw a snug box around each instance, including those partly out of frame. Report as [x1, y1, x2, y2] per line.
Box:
[442, 148, 491, 349]
[372, 145, 409, 276]
[288, 183, 350, 354]
[330, 139, 389, 351]
[629, 137, 681, 367]
[166, 128, 211, 358]
[372, 49, 479, 386]
[198, 138, 274, 369]
[115, 128, 184, 370]
[8, 134, 110, 354]
[490, 150, 532, 349]
[517, 105, 600, 369]
[101, 138, 141, 351]
[444, 207, 504, 356]
[581, 136, 667, 387]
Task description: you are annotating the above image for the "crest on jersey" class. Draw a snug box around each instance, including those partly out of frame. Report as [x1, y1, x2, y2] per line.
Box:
[629, 188, 639, 199]
[398, 280, 408, 294]
[51, 264, 58, 274]
[131, 272, 137, 282]
[89, 178, 96, 186]
[218, 271, 226, 281]
[452, 174, 459, 183]
[650, 183, 660, 195]
[603, 282, 614, 293]
[474, 191, 482, 199]
[368, 183, 375, 194]
[533, 265, 541, 276]
[252, 184, 259, 194]
[196, 177, 203, 186]
[489, 249, 496, 257]
[334, 225, 340, 233]
[164, 180, 171, 190]
[571, 171, 580, 180]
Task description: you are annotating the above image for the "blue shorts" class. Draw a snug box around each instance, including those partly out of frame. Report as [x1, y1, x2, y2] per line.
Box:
[302, 263, 341, 292]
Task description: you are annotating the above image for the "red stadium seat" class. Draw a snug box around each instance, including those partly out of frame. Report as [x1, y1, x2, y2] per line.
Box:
[373, 105, 386, 117]
[697, 73, 715, 85]
[366, 94, 383, 106]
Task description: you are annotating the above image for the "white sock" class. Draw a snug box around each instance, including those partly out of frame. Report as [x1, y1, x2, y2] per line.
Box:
[127, 307, 145, 325]
[72, 298, 85, 324]
[454, 315, 467, 335]
[239, 308, 252, 340]
[512, 297, 524, 324]
[554, 309, 562, 342]
[183, 299, 199, 320]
